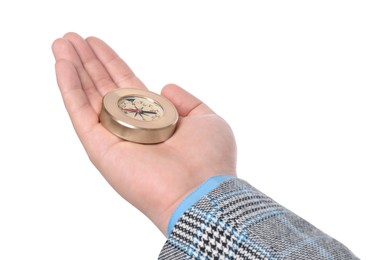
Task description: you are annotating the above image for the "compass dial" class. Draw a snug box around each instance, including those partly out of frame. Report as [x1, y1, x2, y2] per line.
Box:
[118, 96, 164, 121]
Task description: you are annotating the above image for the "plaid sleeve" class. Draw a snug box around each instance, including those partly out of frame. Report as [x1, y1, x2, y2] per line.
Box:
[159, 176, 358, 259]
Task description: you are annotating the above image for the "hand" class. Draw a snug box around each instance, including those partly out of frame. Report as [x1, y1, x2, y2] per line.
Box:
[52, 33, 237, 235]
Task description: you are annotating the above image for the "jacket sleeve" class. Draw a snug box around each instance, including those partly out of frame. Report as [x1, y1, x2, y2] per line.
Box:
[159, 176, 358, 259]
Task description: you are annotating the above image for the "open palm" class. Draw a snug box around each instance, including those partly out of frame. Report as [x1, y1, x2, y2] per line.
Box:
[52, 33, 237, 235]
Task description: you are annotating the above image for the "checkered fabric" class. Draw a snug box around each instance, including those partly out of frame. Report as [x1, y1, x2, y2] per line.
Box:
[159, 178, 358, 259]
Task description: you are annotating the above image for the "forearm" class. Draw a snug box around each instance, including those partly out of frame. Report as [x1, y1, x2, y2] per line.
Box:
[159, 176, 358, 259]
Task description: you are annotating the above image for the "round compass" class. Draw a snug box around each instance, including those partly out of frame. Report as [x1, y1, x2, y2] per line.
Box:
[100, 88, 178, 144]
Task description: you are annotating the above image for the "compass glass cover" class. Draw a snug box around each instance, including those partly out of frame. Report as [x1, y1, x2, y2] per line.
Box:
[118, 96, 164, 121]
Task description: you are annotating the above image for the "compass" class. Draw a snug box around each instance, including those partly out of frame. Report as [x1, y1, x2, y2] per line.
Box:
[100, 88, 178, 144]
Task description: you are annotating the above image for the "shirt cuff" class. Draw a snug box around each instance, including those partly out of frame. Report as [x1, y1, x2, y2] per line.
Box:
[166, 175, 235, 236]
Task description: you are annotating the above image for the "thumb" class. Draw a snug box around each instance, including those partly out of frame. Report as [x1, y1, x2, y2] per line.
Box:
[161, 84, 214, 117]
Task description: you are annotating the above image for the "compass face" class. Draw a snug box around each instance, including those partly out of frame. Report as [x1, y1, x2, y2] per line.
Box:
[118, 96, 164, 121]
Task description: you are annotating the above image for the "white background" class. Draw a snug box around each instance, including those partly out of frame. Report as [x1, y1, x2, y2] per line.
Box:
[0, 1, 385, 259]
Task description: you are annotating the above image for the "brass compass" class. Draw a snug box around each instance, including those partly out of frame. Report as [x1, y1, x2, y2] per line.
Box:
[100, 88, 178, 144]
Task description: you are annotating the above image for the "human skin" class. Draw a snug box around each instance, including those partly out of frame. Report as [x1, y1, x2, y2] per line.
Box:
[52, 32, 237, 235]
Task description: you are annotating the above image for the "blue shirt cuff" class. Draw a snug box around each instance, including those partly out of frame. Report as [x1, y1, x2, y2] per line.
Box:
[166, 175, 235, 236]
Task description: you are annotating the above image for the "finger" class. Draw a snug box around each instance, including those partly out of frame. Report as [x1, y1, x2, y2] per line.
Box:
[161, 84, 214, 116]
[52, 37, 102, 113]
[86, 36, 146, 90]
[54, 59, 99, 138]
[63, 32, 117, 96]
